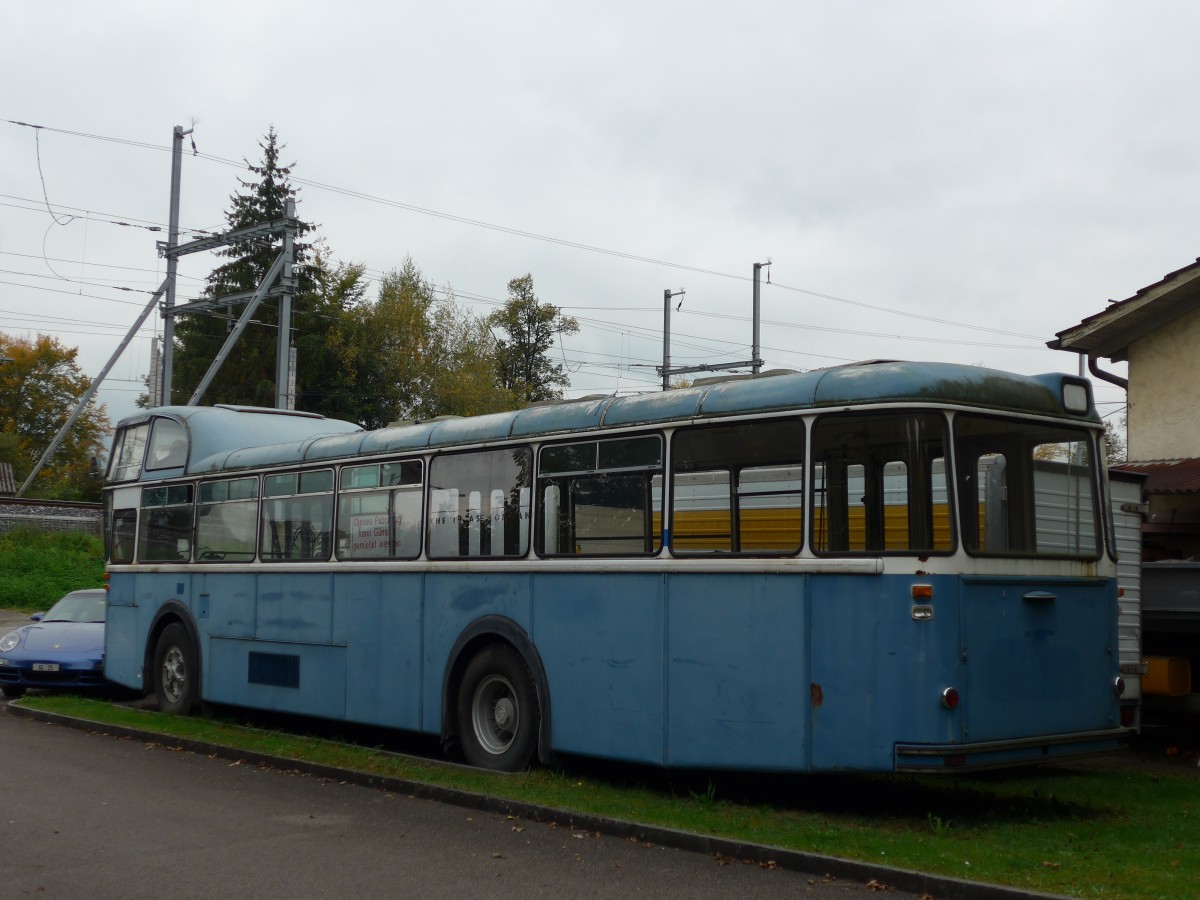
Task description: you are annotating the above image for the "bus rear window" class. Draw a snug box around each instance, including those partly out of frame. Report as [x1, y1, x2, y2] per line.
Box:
[954, 415, 1099, 558]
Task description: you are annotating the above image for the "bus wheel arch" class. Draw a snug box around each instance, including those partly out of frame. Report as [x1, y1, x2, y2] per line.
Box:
[146, 603, 201, 715]
[442, 617, 552, 770]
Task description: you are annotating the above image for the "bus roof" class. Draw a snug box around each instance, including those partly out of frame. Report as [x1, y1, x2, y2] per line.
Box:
[125, 361, 1095, 477]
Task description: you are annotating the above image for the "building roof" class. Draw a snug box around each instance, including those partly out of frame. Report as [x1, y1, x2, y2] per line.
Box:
[1049, 257, 1200, 362]
[1113, 458, 1200, 495]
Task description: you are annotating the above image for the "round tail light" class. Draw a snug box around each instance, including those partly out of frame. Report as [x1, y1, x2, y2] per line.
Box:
[941, 687, 960, 710]
[1113, 676, 1126, 698]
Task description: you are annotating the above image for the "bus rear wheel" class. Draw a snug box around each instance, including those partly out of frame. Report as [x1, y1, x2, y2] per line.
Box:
[153, 623, 197, 715]
[456, 645, 540, 772]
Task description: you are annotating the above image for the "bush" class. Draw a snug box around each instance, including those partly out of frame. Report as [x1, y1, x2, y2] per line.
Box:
[0, 528, 105, 612]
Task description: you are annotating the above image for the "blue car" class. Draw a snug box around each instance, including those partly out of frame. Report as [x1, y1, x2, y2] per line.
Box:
[0, 589, 107, 700]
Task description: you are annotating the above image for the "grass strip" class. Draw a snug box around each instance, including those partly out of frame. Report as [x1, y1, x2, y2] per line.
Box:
[17, 694, 1200, 899]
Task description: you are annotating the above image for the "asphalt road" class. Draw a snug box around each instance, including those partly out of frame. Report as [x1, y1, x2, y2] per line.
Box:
[0, 711, 928, 899]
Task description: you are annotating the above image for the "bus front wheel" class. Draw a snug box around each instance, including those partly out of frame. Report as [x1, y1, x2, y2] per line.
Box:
[153, 623, 197, 715]
[456, 645, 540, 772]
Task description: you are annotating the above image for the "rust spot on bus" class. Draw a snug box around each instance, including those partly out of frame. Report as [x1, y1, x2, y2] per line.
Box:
[810, 683, 824, 707]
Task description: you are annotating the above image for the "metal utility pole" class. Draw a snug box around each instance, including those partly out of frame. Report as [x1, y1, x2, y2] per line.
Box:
[162, 199, 300, 409]
[661, 288, 685, 390]
[276, 198, 297, 409]
[655, 260, 768, 387]
[159, 124, 193, 407]
[752, 260, 770, 375]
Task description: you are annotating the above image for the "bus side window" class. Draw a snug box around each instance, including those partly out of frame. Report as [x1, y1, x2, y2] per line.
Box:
[537, 435, 662, 557]
[138, 484, 195, 562]
[671, 419, 803, 556]
[196, 477, 259, 562]
[811, 412, 949, 556]
[109, 508, 137, 562]
[261, 470, 334, 562]
[337, 461, 423, 561]
[428, 448, 532, 560]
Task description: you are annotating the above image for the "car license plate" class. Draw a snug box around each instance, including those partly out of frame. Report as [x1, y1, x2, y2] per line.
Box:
[32, 663, 60, 672]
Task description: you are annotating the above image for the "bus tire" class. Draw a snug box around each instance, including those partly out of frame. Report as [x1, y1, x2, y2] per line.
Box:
[456, 644, 540, 772]
[153, 623, 197, 715]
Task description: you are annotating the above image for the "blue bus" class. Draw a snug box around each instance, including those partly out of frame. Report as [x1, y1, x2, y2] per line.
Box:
[101, 360, 1129, 772]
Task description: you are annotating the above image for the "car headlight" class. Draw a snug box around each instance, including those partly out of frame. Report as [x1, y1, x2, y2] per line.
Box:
[0, 631, 19, 653]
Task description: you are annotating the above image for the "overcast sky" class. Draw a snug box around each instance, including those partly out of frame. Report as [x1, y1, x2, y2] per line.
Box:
[3, 1, 1198, 431]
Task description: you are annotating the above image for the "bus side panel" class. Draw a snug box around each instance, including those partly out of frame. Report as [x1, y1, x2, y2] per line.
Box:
[810, 574, 963, 771]
[103, 578, 144, 691]
[334, 572, 424, 730]
[532, 573, 665, 765]
[961, 577, 1118, 742]
[200, 571, 256, 638]
[421, 572, 532, 735]
[207, 637, 347, 719]
[256, 571, 334, 644]
[665, 573, 808, 770]
[104, 573, 191, 692]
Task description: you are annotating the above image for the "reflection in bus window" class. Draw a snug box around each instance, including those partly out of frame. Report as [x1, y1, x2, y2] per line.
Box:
[812, 413, 950, 555]
[671, 419, 802, 555]
[429, 449, 531, 559]
[538, 436, 662, 557]
[196, 477, 259, 562]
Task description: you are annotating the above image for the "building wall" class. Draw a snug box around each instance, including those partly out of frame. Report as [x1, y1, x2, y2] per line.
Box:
[1128, 303, 1200, 460]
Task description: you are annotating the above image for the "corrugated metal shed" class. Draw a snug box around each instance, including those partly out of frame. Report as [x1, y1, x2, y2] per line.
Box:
[1113, 458, 1200, 496]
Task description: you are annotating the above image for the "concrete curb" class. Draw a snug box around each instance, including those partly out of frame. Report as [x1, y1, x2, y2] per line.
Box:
[4, 702, 1066, 900]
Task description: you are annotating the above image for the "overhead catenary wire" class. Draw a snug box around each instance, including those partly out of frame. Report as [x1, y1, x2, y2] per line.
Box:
[3, 120, 1045, 342]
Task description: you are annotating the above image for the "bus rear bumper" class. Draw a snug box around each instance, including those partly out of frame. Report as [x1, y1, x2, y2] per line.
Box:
[894, 728, 1131, 773]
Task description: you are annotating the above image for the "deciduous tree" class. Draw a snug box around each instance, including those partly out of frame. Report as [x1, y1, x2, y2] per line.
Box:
[0, 334, 108, 500]
[488, 274, 579, 404]
[344, 258, 516, 427]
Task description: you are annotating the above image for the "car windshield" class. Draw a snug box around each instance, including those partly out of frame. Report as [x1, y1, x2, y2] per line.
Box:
[43, 592, 106, 624]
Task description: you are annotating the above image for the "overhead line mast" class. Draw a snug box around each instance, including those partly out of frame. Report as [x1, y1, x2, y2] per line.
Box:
[656, 260, 770, 389]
